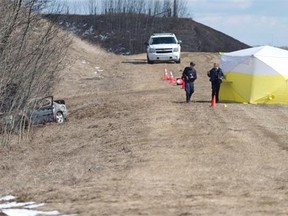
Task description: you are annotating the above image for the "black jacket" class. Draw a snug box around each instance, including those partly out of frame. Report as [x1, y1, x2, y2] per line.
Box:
[182, 67, 197, 83]
[208, 67, 224, 83]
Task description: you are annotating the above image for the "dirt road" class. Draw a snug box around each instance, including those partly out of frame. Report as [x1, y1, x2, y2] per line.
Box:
[1, 37, 288, 216]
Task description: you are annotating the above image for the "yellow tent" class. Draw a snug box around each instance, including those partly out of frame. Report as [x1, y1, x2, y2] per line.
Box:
[220, 45, 288, 104]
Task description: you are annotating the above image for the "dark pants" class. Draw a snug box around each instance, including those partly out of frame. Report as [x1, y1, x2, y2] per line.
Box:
[211, 81, 221, 103]
[185, 82, 194, 103]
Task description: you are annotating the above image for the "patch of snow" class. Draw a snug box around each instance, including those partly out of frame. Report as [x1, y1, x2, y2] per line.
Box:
[0, 201, 35, 209]
[25, 203, 45, 209]
[82, 26, 94, 36]
[0, 195, 16, 201]
[0, 195, 76, 216]
[2, 209, 59, 216]
[99, 34, 108, 41]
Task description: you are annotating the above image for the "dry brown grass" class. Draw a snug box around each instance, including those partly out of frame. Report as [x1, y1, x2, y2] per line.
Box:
[1, 36, 288, 215]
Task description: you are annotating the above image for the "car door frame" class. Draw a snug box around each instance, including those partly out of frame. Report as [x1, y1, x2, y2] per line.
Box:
[30, 96, 54, 124]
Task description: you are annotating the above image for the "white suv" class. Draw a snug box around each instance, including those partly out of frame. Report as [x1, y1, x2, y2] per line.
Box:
[145, 33, 182, 64]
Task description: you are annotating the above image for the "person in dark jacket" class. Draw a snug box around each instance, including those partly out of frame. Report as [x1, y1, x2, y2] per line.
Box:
[182, 62, 197, 103]
[207, 63, 224, 103]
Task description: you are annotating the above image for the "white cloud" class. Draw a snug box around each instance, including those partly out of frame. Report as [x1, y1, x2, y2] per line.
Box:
[187, 0, 252, 9]
[187, 0, 288, 46]
[197, 13, 288, 32]
[195, 13, 288, 46]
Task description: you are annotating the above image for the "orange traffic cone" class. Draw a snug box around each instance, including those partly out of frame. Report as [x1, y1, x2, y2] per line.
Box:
[169, 71, 175, 84]
[162, 68, 168, 80]
[211, 95, 216, 107]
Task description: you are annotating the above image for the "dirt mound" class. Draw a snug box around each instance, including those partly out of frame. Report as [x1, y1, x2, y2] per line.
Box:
[1, 35, 288, 216]
[46, 14, 250, 54]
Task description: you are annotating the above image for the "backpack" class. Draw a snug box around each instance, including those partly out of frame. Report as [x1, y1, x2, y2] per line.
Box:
[184, 69, 195, 82]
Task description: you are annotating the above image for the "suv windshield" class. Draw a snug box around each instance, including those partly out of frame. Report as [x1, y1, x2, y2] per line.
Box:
[151, 37, 177, 45]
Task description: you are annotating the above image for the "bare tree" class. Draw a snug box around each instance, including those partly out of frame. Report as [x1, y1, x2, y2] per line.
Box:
[176, 0, 189, 17]
[87, 0, 99, 15]
[0, 0, 71, 145]
[153, 0, 162, 16]
[162, 0, 172, 16]
[56, 0, 188, 17]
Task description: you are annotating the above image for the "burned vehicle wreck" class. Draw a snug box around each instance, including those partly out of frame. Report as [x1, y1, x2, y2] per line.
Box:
[26, 96, 68, 124]
[0, 96, 68, 132]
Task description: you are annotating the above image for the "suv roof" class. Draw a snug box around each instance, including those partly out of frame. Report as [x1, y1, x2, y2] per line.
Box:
[151, 33, 175, 37]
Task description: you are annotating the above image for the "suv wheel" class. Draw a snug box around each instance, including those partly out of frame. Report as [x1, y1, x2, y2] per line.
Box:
[175, 59, 181, 64]
[147, 56, 153, 64]
[55, 112, 64, 123]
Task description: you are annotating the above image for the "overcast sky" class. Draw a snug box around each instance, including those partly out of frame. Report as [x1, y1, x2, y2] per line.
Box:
[187, 0, 288, 47]
[59, 0, 288, 47]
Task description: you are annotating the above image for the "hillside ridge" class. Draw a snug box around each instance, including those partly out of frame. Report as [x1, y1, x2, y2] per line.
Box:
[45, 13, 250, 55]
